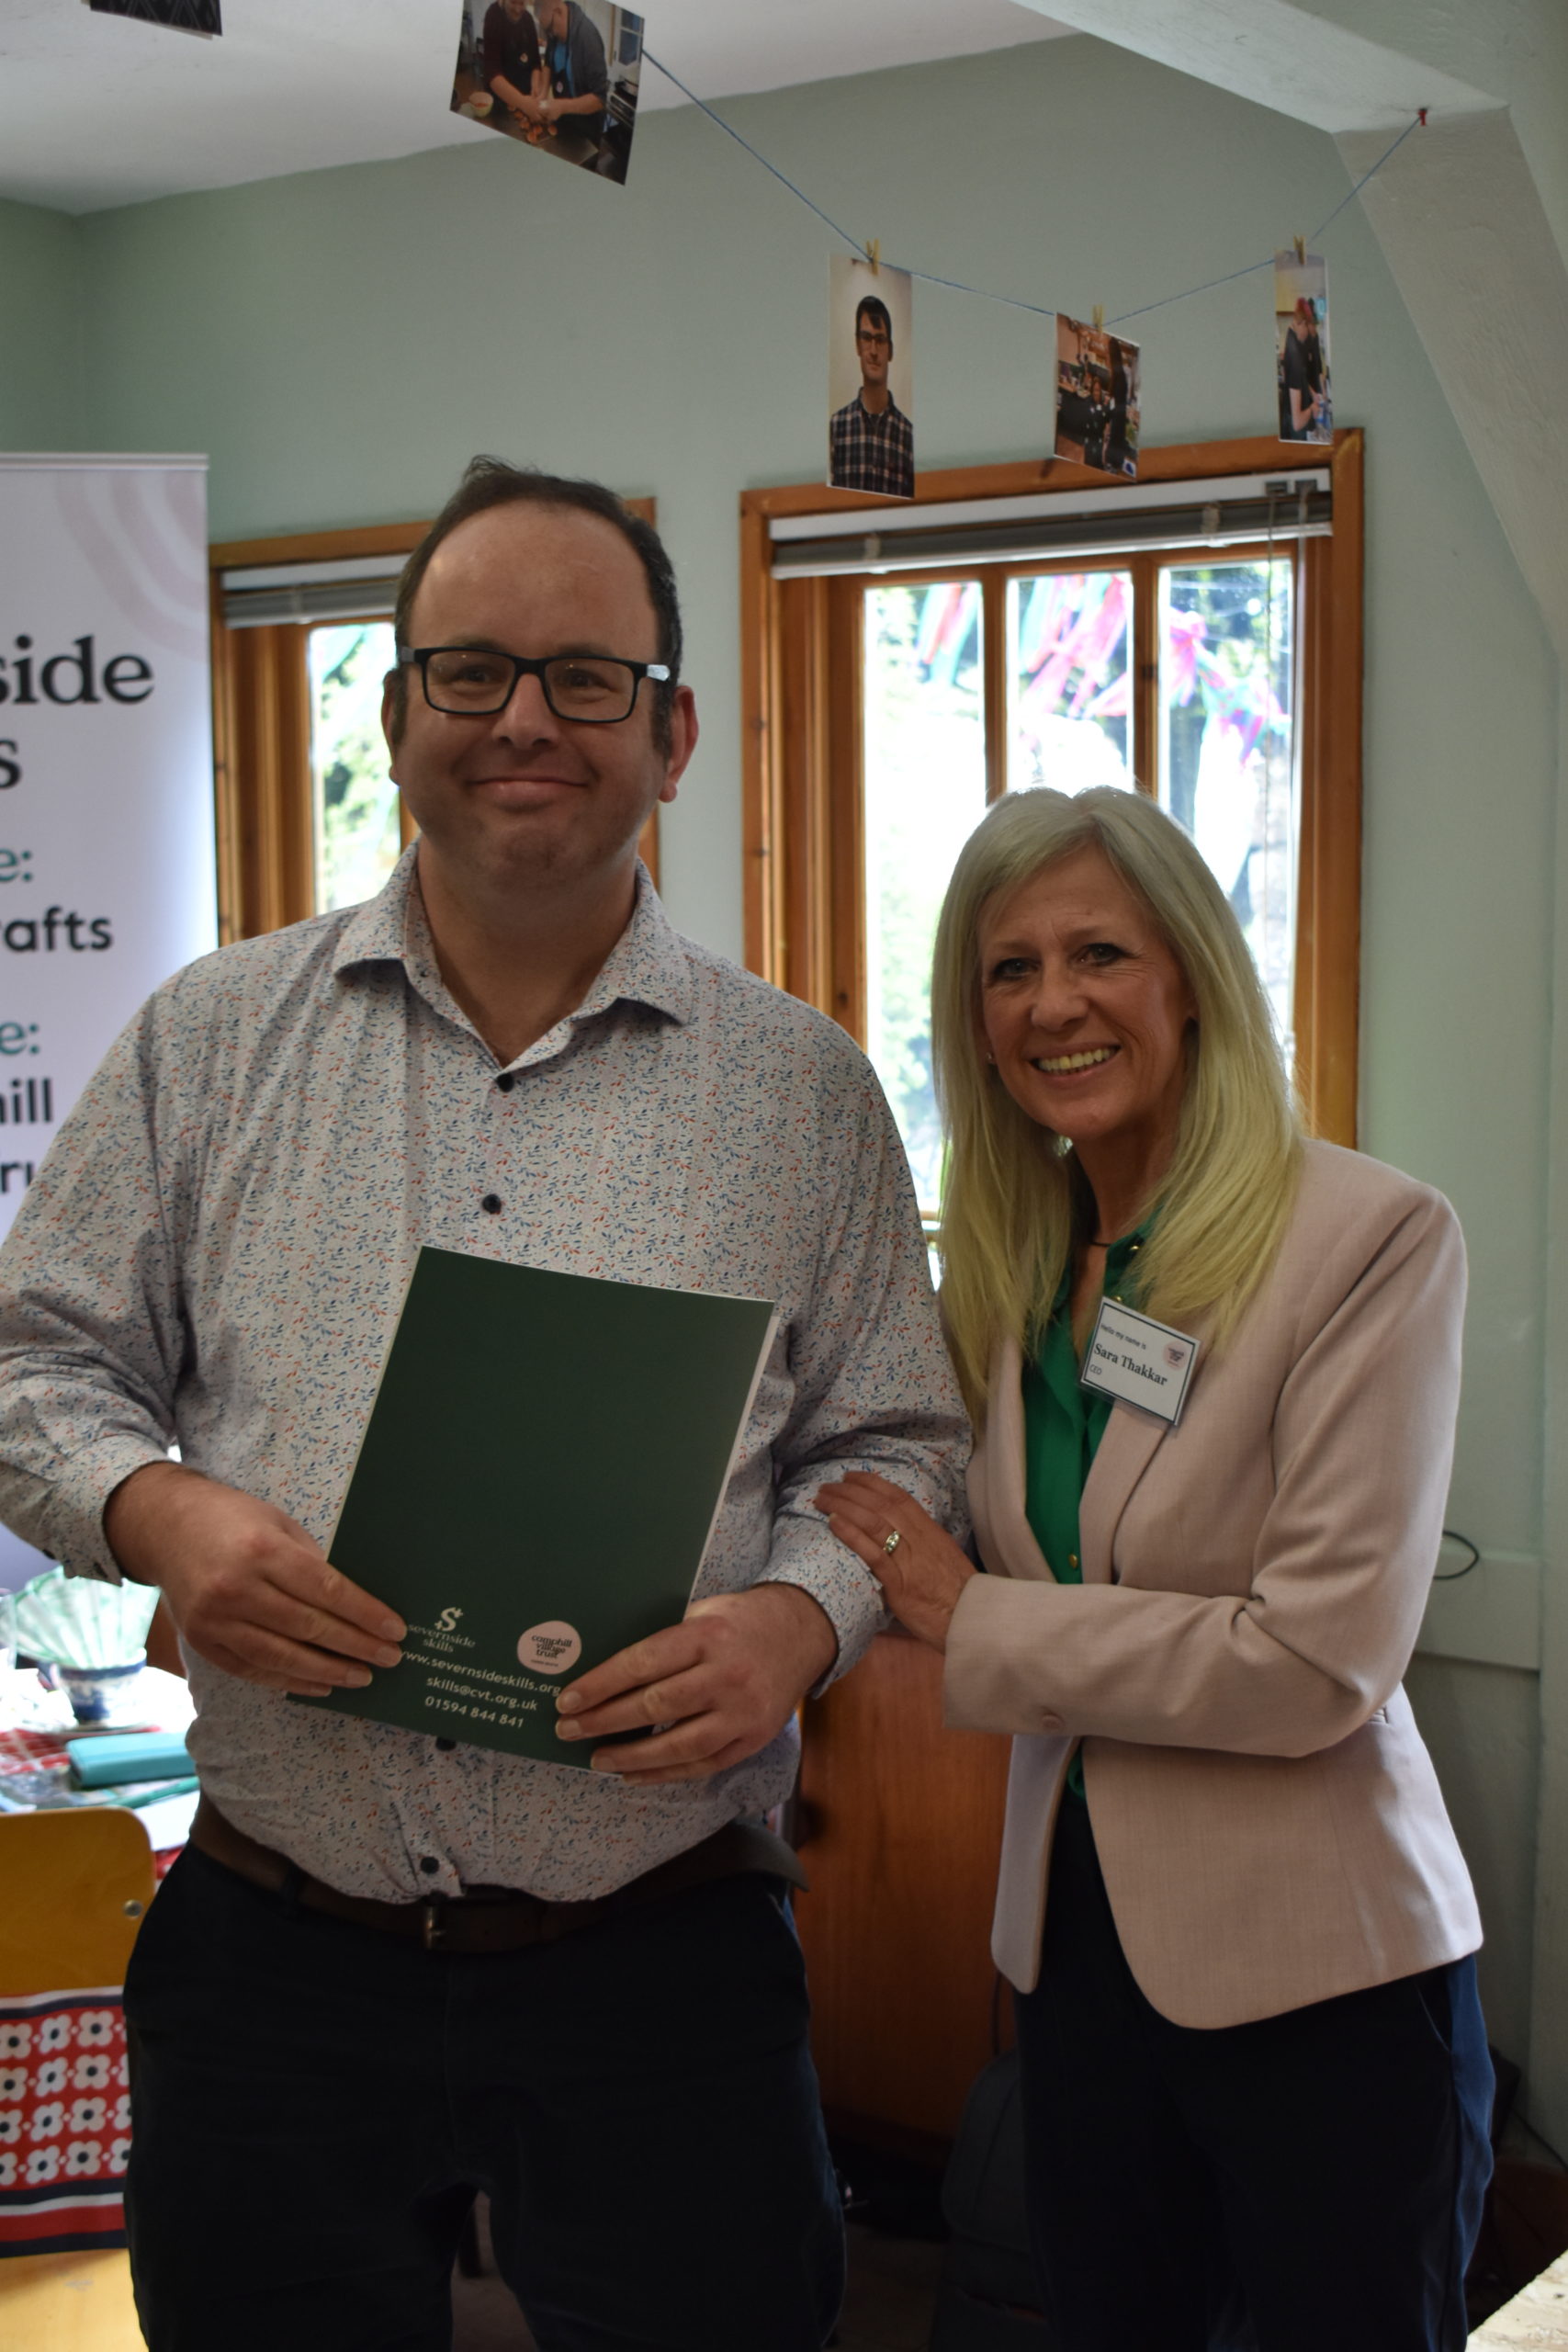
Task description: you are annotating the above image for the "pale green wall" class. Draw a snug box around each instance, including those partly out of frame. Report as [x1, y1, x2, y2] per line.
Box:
[2, 32, 1561, 2083]
[1406, 1655, 1541, 2061]
[0, 198, 85, 448]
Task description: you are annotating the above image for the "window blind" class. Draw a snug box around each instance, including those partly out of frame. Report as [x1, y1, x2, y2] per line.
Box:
[218, 552, 417, 630]
[769, 469, 1331, 580]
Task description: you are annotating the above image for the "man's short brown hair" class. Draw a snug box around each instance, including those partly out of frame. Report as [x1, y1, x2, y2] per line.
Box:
[389, 458, 682, 754]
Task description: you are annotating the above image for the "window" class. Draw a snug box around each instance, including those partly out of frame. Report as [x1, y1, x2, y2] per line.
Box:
[741, 434, 1362, 1200]
[209, 503, 661, 944]
[308, 620, 404, 913]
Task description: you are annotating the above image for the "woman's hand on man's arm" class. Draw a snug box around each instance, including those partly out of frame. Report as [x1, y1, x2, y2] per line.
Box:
[813, 1471, 975, 1652]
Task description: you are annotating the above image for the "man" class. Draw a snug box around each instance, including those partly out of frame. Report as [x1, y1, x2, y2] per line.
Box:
[0, 461, 966, 2350]
[538, 0, 608, 138]
[1083, 379, 1110, 472]
[829, 293, 915, 500]
[481, 0, 546, 139]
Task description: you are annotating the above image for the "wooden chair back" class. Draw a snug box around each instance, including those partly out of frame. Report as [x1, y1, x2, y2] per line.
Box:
[0, 1810, 155, 1996]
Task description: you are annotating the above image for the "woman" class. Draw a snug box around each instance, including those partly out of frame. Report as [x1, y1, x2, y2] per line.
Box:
[1280, 294, 1326, 438]
[817, 786, 1491, 2352]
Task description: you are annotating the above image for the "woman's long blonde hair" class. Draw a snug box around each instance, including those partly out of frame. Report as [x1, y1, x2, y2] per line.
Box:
[932, 787, 1302, 1425]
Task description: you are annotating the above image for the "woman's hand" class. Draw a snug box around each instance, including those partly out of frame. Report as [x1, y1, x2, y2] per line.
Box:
[814, 1472, 975, 1652]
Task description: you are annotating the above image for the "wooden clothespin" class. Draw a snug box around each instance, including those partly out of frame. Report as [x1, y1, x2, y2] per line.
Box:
[1092, 304, 1104, 334]
[865, 238, 880, 274]
[1293, 235, 1305, 265]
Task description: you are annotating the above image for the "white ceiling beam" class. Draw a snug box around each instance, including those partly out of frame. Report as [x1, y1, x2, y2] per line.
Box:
[1338, 107, 1568, 665]
[1006, 0, 1500, 133]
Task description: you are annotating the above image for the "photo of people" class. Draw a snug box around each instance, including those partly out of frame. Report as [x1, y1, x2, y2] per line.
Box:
[449, 0, 643, 187]
[1275, 250, 1332, 443]
[828, 255, 916, 501]
[1055, 314, 1141, 478]
[86, 0, 221, 30]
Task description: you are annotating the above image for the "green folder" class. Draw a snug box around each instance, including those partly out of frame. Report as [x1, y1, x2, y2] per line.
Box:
[307, 1248, 777, 1766]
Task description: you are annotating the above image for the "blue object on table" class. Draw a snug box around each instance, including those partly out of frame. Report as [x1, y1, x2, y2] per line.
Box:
[67, 1730, 195, 1788]
[56, 1659, 146, 1724]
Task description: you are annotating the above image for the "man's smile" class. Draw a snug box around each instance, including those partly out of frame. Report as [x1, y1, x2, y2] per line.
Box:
[468, 769, 589, 801]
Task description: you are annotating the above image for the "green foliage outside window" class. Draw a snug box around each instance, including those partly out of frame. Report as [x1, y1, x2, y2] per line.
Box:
[309, 622, 403, 914]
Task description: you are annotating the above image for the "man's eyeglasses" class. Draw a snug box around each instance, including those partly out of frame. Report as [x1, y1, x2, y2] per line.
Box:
[397, 645, 671, 724]
[855, 328, 891, 348]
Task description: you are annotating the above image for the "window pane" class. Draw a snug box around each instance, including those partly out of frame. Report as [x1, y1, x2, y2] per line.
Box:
[1158, 560, 1295, 1046]
[1007, 571, 1133, 795]
[863, 582, 987, 1211]
[309, 622, 402, 913]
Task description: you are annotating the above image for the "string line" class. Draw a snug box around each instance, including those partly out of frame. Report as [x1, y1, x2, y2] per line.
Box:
[1107, 255, 1274, 329]
[641, 51, 866, 255]
[643, 50, 1423, 334]
[1111, 114, 1426, 323]
[1309, 112, 1424, 239]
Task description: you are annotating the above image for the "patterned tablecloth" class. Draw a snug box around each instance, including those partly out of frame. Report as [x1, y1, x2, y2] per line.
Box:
[0, 1988, 131, 2255]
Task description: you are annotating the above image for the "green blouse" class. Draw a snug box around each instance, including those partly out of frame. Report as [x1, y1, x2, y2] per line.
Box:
[1021, 1226, 1148, 1798]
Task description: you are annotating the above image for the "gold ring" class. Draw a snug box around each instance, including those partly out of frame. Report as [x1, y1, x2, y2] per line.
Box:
[883, 1531, 902, 1555]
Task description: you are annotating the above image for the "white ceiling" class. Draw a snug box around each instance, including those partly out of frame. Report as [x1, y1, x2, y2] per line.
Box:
[0, 0, 1074, 217]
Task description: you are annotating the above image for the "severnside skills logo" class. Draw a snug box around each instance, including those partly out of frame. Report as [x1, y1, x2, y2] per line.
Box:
[0, 632, 156, 796]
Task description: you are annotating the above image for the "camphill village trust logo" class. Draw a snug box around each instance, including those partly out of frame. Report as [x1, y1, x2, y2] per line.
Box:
[519, 1623, 583, 1676]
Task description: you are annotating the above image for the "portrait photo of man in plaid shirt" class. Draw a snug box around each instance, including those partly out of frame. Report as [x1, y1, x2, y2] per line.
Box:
[828, 271, 915, 501]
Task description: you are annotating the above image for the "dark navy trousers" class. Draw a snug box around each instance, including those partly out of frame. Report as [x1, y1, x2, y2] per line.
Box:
[123, 1844, 844, 2351]
[1013, 1794, 1494, 2351]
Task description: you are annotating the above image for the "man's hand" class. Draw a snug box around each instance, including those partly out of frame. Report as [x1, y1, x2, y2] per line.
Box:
[489, 74, 541, 124]
[814, 1471, 975, 1652]
[553, 1583, 838, 1788]
[105, 1461, 405, 1698]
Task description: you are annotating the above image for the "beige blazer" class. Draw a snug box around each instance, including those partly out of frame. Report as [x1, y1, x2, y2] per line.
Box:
[943, 1139, 1482, 2029]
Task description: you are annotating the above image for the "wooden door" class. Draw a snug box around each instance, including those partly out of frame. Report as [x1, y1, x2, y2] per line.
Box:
[793, 1628, 1013, 2151]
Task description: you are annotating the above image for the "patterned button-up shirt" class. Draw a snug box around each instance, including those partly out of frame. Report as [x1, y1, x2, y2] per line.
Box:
[0, 849, 967, 1900]
[829, 392, 916, 500]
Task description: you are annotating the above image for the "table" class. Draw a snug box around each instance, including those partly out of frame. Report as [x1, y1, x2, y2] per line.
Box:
[451, 64, 604, 169]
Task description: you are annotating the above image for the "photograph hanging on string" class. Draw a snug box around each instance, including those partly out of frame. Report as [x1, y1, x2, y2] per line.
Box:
[450, 0, 644, 187]
[1055, 315, 1140, 478]
[828, 254, 916, 501]
[1274, 250, 1332, 443]
[85, 0, 220, 32]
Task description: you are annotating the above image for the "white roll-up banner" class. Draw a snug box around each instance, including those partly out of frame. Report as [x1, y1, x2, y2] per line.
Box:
[0, 455, 217, 1587]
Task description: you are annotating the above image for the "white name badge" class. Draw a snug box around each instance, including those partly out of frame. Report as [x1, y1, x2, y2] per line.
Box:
[1081, 1298, 1199, 1428]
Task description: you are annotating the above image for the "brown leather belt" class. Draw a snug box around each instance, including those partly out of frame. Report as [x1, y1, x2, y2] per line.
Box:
[188, 1796, 807, 1955]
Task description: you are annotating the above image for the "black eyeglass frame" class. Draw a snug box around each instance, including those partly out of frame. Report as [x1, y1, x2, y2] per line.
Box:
[396, 643, 672, 724]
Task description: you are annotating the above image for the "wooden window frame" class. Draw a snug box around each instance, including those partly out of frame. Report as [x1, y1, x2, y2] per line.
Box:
[740, 431, 1364, 1144]
[209, 502, 661, 945]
